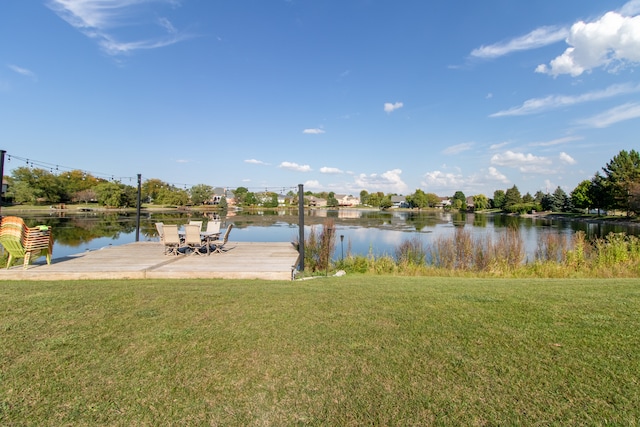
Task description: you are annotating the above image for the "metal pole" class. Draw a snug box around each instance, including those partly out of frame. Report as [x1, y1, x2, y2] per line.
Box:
[0, 150, 5, 217]
[340, 234, 344, 261]
[135, 174, 141, 242]
[298, 183, 304, 272]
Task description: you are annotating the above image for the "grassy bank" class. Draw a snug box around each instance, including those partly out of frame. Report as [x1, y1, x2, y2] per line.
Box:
[1, 277, 639, 425]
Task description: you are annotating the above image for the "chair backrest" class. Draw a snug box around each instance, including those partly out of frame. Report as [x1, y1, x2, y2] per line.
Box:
[221, 223, 233, 243]
[185, 224, 202, 245]
[206, 220, 221, 234]
[162, 224, 181, 245]
[188, 220, 203, 231]
[155, 222, 164, 239]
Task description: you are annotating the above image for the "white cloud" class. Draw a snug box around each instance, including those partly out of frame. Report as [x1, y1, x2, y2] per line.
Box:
[279, 161, 312, 172]
[491, 83, 640, 117]
[302, 128, 325, 134]
[471, 26, 568, 58]
[620, 0, 640, 16]
[354, 169, 408, 193]
[486, 167, 510, 183]
[536, 11, 640, 76]
[421, 170, 466, 191]
[384, 102, 404, 113]
[559, 152, 577, 165]
[442, 142, 474, 155]
[245, 159, 269, 165]
[576, 102, 640, 128]
[303, 180, 321, 189]
[8, 64, 37, 80]
[530, 136, 583, 147]
[320, 167, 343, 174]
[47, 0, 191, 55]
[490, 150, 553, 173]
[489, 141, 510, 150]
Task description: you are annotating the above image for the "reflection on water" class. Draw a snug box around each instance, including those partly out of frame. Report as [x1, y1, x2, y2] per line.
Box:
[11, 209, 640, 260]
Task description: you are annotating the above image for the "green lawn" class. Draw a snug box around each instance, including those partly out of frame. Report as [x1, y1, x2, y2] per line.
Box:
[1, 277, 639, 425]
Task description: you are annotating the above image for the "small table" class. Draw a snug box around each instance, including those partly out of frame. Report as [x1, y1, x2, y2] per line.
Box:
[178, 230, 220, 255]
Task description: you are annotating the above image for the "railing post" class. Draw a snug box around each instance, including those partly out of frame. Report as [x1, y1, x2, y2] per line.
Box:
[135, 174, 141, 242]
[298, 183, 304, 272]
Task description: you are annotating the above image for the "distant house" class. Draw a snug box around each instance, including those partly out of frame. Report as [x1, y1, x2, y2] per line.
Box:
[306, 196, 327, 207]
[335, 194, 360, 207]
[212, 187, 235, 206]
[466, 196, 475, 211]
[435, 197, 451, 209]
[390, 195, 409, 208]
[277, 194, 293, 206]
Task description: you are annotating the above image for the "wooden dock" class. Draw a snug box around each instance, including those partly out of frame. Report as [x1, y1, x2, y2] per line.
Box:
[0, 241, 301, 281]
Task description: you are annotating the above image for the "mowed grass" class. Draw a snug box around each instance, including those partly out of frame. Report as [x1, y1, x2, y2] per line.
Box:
[1, 277, 639, 426]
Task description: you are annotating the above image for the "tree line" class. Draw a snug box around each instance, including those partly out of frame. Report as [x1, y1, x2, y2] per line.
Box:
[3, 149, 639, 214]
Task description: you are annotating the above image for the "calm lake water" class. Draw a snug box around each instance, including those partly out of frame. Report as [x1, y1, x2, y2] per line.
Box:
[11, 208, 640, 261]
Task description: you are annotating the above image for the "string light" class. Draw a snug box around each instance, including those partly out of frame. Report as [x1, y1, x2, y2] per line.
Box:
[3, 151, 299, 193]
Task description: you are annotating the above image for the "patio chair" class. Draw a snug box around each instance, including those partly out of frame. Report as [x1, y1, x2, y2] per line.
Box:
[161, 224, 182, 255]
[184, 224, 207, 255]
[206, 220, 221, 235]
[211, 224, 233, 254]
[188, 220, 203, 231]
[155, 222, 164, 240]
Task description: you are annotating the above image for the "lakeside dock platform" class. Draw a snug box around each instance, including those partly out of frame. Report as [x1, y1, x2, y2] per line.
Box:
[0, 241, 300, 281]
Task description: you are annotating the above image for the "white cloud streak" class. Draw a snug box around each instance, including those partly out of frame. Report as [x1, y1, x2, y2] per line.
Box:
[559, 152, 577, 164]
[320, 167, 344, 174]
[491, 83, 640, 117]
[576, 102, 640, 128]
[279, 161, 312, 172]
[442, 142, 474, 155]
[302, 128, 325, 134]
[471, 26, 568, 58]
[8, 64, 37, 80]
[47, 0, 190, 55]
[244, 159, 269, 165]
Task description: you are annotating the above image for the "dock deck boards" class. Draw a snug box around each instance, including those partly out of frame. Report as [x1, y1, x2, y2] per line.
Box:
[0, 241, 300, 281]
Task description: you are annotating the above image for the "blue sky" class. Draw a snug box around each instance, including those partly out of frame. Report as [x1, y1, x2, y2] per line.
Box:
[2, 1, 640, 197]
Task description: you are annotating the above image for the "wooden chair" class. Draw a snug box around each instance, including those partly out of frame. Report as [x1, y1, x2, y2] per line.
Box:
[0, 216, 53, 269]
[211, 224, 233, 254]
[161, 224, 182, 255]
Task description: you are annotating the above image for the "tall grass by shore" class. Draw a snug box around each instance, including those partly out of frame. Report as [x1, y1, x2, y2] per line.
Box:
[310, 219, 640, 277]
[1, 277, 639, 425]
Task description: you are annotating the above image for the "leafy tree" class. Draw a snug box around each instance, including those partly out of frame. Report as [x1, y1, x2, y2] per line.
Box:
[571, 180, 593, 212]
[10, 167, 64, 204]
[263, 193, 279, 208]
[379, 195, 392, 210]
[409, 189, 428, 209]
[60, 170, 100, 201]
[190, 184, 214, 205]
[452, 191, 466, 210]
[602, 149, 640, 215]
[142, 178, 168, 203]
[359, 190, 369, 206]
[244, 192, 258, 206]
[95, 182, 126, 207]
[233, 187, 249, 206]
[504, 185, 522, 208]
[590, 172, 612, 215]
[534, 191, 545, 205]
[327, 192, 339, 207]
[493, 189, 506, 210]
[522, 192, 534, 204]
[473, 194, 489, 210]
[425, 192, 440, 207]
